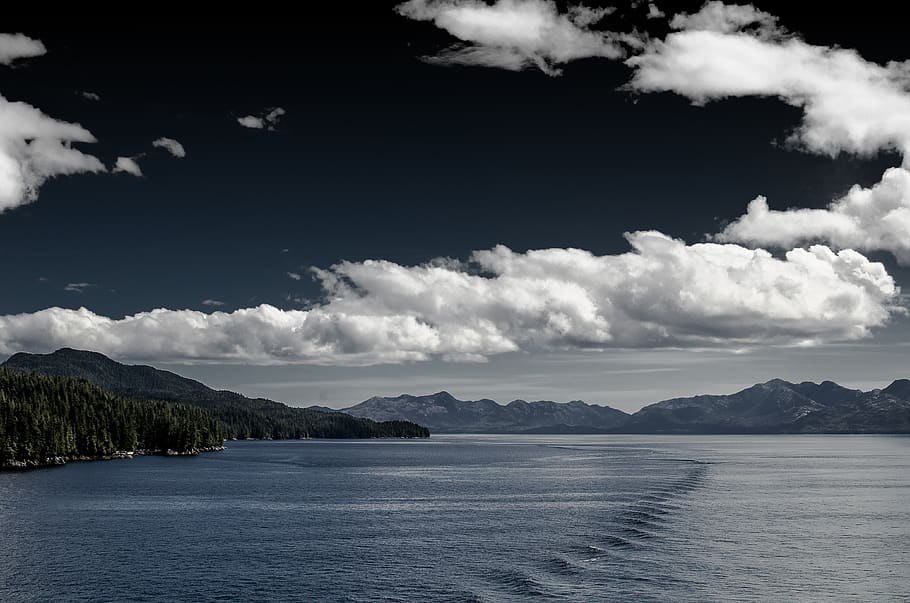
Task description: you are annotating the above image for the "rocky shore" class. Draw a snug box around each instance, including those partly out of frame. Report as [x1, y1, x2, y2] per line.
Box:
[1, 445, 226, 471]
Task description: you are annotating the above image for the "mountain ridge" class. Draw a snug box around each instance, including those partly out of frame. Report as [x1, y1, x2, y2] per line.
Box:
[342, 378, 910, 434]
[2, 348, 429, 439]
[5, 348, 908, 435]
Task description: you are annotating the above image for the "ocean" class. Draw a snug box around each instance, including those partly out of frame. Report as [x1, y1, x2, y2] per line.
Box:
[1, 435, 908, 601]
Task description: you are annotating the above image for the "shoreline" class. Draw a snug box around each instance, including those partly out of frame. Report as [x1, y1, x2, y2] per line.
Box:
[1, 445, 226, 471]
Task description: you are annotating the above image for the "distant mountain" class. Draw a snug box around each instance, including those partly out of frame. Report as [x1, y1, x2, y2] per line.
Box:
[343, 379, 910, 434]
[2, 349, 429, 439]
[343, 391, 630, 433]
[621, 378, 910, 433]
[621, 379, 845, 433]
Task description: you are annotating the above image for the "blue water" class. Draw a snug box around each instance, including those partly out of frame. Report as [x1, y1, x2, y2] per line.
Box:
[1, 435, 908, 601]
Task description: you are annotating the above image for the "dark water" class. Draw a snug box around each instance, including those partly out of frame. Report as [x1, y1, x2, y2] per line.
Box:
[1, 435, 908, 602]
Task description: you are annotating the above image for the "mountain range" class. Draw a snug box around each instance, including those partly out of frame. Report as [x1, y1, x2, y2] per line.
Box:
[4, 348, 910, 435]
[343, 392, 629, 433]
[342, 379, 910, 434]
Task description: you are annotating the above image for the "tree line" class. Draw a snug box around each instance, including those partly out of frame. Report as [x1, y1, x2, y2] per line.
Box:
[0, 370, 225, 466]
[1, 369, 430, 467]
[195, 399, 430, 440]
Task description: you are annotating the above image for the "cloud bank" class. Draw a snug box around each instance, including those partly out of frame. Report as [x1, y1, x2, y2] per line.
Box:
[0, 233, 898, 364]
[0, 33, 46, 65]
[396, 0, 626, 76]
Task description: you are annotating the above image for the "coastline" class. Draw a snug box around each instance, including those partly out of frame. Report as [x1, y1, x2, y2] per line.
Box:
[1, 445, 226, 471]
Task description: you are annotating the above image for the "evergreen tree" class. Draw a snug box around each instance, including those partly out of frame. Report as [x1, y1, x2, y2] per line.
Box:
[0, 370, 225, 466]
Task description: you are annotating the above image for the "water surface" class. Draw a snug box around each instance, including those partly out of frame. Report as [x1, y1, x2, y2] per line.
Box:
[1, 435, 908, 601]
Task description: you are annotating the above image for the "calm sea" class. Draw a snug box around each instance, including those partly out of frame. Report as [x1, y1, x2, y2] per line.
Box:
[1, 435, 908, 601]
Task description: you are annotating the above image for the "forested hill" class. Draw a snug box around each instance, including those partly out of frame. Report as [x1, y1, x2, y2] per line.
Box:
[1, 370, 225, 469]
[2, 349, 429, 440]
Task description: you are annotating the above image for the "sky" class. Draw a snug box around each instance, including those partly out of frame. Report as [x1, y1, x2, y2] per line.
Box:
[2, 2, 910, 412]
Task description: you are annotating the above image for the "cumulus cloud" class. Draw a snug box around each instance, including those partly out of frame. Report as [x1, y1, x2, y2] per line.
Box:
[668, 1, 779, 35]
[202, 299, 225, 307]
[113, 156, 143, 177]
[237, 107, 285, 130]
[619, 2, 910, 261]
[79, 91, 101, 101]
[0, 37, 116, 212]
[287, 271, 302, 280]
[0, 233, 898, 364]
[237, 115, 265, 129]
[715, 167, 910, 263]
[647, 4, 665, 20]
[395, 0, 626, 76]
[0, 95, 106, 212]
[152, 137, 186, 158]
[628, 9, 910, 159]
[0, 33, 46, 65]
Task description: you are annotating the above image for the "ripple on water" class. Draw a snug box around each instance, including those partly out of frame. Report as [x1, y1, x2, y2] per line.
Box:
[1, 435, 908, 602]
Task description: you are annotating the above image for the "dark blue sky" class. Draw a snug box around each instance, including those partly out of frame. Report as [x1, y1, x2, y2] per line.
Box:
[2, 3, 909, 408]
[1, 4, 903, 316]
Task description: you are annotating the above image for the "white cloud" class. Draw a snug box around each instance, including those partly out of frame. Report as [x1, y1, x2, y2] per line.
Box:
[113, 156, 143, 177]
[619, 3, 910, 262]
[287, 271, 302, 280]
[395, 0, 626, 76]
[237, 116, 265, 129]
[647, 4, 665, 20]
[202, 299, 225, 307]
[152, 137, 186, 158]
[668, 2, 779, 35]
[238, 107, 285, 130]
[628, 11, 910, 159]
[398, 1, 910, 160]
[64, 282, 92, 293]
[0, 233, 898, 364]
[715, 166, 910, 263]
[79, 91, 101, 101]
[0, 33, 46, 65]
[0, 94, 106, 212]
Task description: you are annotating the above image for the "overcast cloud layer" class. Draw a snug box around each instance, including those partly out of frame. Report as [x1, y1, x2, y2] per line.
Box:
[0, 232, 898, 364]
